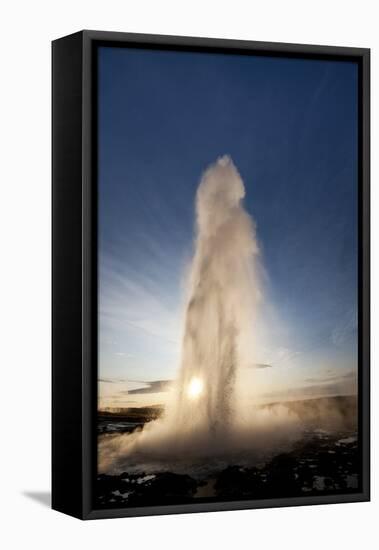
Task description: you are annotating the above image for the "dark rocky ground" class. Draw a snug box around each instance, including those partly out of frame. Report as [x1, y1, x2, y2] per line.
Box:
[95, 396, 360, 509]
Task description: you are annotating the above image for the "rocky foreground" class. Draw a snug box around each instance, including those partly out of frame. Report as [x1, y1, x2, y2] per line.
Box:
[96, 427, 360, 509]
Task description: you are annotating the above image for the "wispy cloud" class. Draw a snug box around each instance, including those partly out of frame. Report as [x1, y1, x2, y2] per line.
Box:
[100, 253, 183, 345]
[99, 377, 127, 384]
[124, 380, 173, 395]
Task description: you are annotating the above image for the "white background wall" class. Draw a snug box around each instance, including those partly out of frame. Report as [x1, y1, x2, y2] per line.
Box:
[0, 1, 376, 548]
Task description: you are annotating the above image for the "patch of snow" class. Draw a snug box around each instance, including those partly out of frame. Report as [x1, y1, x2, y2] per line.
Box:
[136, 474, 156, 485]
[338, 435, 357, 445]
[337, 436, 357, 445]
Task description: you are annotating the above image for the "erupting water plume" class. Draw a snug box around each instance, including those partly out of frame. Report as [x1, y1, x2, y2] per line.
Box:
[171, 155, 260, 435]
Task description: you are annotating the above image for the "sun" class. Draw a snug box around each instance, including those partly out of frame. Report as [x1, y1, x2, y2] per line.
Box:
[187, 377, 204, 400]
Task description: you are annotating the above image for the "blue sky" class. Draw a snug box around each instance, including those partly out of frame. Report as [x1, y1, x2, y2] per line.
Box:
[97, 46, 358, 408]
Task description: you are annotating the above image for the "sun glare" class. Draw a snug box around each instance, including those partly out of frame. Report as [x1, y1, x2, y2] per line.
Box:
[187, 377, 204, 400]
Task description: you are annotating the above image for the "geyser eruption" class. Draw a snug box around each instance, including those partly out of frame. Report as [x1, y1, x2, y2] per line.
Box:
[99, 156, 300, 473]
[172, 155, 260, 435]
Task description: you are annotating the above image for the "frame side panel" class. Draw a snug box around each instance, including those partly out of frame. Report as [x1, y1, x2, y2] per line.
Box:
[52, 32, 84, 518]
[361, 50, 370, 500]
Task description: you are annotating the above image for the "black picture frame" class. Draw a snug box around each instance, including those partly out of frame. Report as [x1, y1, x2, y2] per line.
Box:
[52, 30, 370, 520]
